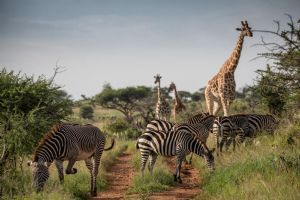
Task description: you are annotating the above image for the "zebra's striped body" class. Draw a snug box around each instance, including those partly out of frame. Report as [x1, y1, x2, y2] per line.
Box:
[145, 119, 174, 133]
[246, 114, 278, 137]
[214, 114, 278, 155]
[186, 112, 210, 124]
[136, 129, 215, 183]
[27, 123, 115, 196]
[213, 115, 249, 155]
[145, 114, 215, 163]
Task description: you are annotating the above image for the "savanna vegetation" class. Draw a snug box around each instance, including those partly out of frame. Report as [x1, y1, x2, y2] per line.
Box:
[0, 15, 299, 200]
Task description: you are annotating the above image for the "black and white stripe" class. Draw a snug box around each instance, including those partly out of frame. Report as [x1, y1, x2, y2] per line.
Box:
[214, 114, 278, 155]
[246, 114, 278, 137]
[186, 112, 210, 124]
[27, 123, 115, 196]
[213, 115, 249, 155]
[136, 128, 215, 183]
[145, 119, 174, 133]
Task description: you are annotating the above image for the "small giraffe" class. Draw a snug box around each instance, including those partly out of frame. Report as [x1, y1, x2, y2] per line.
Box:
[205, 21, 253, 116]
[154, 74, 171, 121]
[168, 82, 186, 121]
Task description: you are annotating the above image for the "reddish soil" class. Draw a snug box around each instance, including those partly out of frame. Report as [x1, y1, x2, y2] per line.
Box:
[91, 153, 201, 200]
[91, 152, 134, 200]
[149, 157, 201, 200]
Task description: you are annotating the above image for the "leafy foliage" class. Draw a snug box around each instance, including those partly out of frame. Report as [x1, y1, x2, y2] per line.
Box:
[0, 69, 73, 197]
[79, 105, 94, 119]
[252, 15, 300, 115]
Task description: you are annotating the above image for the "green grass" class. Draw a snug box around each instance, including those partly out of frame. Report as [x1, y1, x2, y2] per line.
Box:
[128, 143, 175, 198]
[194, 122, 300, 200]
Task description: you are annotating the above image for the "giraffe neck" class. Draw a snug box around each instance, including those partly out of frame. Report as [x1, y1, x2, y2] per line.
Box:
[157, 82, 161, 102]
[173, 87, 181, 105]
[225, 33, 245, 73]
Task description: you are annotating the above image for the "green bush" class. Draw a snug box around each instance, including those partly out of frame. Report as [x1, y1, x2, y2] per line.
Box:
[79, 105, 94, 119]
[0, 69, 73, 198]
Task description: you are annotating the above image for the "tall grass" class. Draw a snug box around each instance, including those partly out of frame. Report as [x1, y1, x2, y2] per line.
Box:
[194, 122, 300, 200]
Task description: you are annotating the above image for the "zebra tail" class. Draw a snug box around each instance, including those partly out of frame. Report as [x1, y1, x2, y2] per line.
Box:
[136, 141, 139, 149]
[104, 138, 115, 151]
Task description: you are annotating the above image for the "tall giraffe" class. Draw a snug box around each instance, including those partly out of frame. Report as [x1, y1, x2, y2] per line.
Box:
[205, 21, 253, 116]
[168, 82, 186, 121]
[154, 74, 171, 121]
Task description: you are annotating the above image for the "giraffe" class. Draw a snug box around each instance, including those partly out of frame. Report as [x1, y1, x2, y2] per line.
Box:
[154, 74, 171, 121]
[168, 82, 186, 121]
[205, 21, 253, 116]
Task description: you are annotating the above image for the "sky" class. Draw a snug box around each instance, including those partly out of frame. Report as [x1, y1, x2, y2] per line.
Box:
[0, 0, 299, 100]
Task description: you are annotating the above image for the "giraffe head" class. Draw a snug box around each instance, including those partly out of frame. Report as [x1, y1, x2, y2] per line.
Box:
[236, 20, 253, 37]
[154, 74, 162, 84]
[168, 82, 176, 93]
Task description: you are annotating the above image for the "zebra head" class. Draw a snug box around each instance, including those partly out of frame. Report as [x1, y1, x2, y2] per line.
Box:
[203, 148, 216, 172]
[27, 161, 50, 192]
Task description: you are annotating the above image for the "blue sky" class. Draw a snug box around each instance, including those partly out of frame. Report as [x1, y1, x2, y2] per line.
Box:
[0, 0, 299, 99]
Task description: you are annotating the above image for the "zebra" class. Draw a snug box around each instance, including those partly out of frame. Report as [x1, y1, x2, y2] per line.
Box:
[214, 114, 278, 155]
[145, 112, 209, 133]
[145, 114, 215, 163]
[145, 119, 174, 132]
[136, 128, 215, 183]
[186, 112, 210, 124]
[173, 115, 216, 163]
[246, 114, 278, 137]
[213, 114, 249, 155]
[27, 123, 115, 196]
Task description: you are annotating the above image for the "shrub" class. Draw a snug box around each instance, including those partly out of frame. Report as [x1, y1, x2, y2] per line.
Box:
[79, 105, 94, 119]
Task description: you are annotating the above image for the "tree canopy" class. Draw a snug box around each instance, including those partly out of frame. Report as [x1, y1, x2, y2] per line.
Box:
[252, 14, 300, 115]
[95, 86, 152, 123]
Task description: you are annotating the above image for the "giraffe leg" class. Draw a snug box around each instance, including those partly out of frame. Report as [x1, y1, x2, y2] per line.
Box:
[213, 100, 222, 115]
[205, 88, 214, 115]
[220, 95, 229, 116]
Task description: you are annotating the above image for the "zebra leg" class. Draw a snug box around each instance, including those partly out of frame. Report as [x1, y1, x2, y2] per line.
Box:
[65, 159, 77, 174]
[90, 150, 103, 197]
[225, 137, 233, 151]
[219, 136, 227, 153]
[54, 160, 64, 184]
[140, 152, 149, 178]
[148, 154, 157, 175]
[188, 153, 193, 165]
[85, 158, 97, 197]
[174, 155, 184, 183]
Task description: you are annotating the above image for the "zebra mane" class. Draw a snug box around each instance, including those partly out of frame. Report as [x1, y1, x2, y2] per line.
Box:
[33, 123, 63, 161]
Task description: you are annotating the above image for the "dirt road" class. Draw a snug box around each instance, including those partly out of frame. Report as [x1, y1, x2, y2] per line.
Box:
[91, 153, 201, 200]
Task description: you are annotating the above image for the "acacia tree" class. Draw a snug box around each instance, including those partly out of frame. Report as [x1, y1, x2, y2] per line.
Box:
[252, 14, 300, 115]
[95, 86, 152, 123]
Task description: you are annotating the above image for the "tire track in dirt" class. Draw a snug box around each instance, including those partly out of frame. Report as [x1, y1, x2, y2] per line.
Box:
[91, 152, 134, 200]
[149, 157, 201, 200]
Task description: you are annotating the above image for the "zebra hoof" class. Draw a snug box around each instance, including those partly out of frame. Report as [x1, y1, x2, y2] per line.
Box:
[91, 191, 97, 197]
[178, 178, 183, 184]
[72, 168, 77, 174]
[173, 174, 177, 182]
